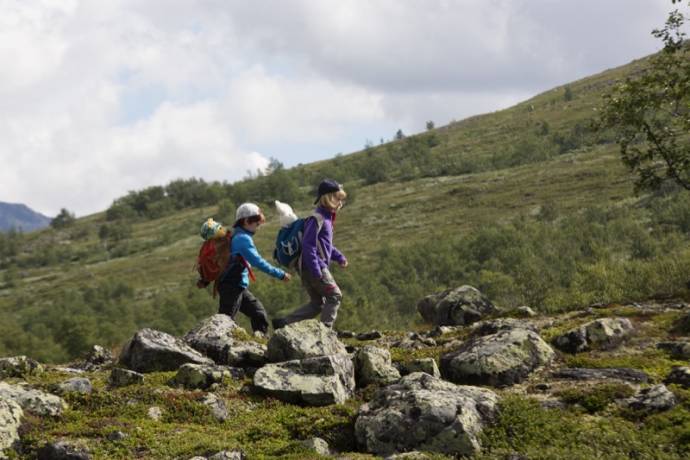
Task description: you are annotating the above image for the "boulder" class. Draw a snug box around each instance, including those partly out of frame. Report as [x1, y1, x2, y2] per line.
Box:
[208, 451, 245, 460]
[417, 286, 497, 327]
[356, 330, 383, 341]
[0, 397, 22, 456]
[625, 384, 677, 413]
[553, 318, 633, 353]
[80, 345, 113, 371]
[355, 372, 498, 457]
[0, 356, 43, 379]
[657, 341, 690, 360]
[37, 441, 90, 460]
[118, 328, 213, 373]
[470, 318, 537, 337]
[300, 437, 331, 456]
[253, 354, 355, 406]
[183, 315, 240, 364]
[108, 368, 144, 388]
[200, 393, 229, 422]
[665, 366, 690, 388]
[354, 346, 400, 387]
[266, 320, 347, 363]
[552, 367, 649, 383]
[225, 342, 267, 368]
[56, 378, 93, 395]
[172, 364, 244, 390]
[440, 328, 554, 387]
[0, 382, 67, 417]
[400, 358, 440, 378]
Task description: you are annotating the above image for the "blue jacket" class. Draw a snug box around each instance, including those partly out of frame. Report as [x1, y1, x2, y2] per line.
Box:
[225, 227, 286, 288]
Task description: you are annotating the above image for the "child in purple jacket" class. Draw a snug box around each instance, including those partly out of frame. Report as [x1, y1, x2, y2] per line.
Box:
[273, 179, 348, 329]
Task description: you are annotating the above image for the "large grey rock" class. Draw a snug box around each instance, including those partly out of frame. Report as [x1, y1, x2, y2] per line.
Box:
[183, 315, 239, 363]
[355, 372, 498, 457]
[118, 328, 213, 373]
[553, 318, 633, 353]
[37, 441, 90, 460]
[657, 341, 690, 360]
[440, 328, 554, 387]
[253, 354, 355, 406]
[665, 366, 690, 388]
[0, 356, 43, 379]
[0, 397, 22, 457]
[417, 286, 498, 326]
[553, 367, 649, 383]
[400, 358, 440, 378]
[266, 320, 347, 363]
[172, 364, 244, 390]
[0, 382, 67, 417]
[354, 346, 400, 387]
[625, 384, 677, 413]
[108, 368, 144, 388]
[56, 378, 93, 395]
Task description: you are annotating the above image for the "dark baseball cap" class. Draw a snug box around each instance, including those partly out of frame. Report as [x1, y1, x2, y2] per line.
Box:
[314, 179, 343, 204]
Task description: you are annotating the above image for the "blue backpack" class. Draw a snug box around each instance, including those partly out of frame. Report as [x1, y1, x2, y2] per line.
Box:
[274, 213, 324, 268]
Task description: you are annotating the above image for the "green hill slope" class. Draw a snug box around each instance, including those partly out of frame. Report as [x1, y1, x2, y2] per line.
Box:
[1, 53, 689, 363]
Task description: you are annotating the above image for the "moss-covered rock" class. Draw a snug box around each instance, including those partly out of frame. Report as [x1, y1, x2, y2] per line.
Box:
[440, 328, 554, 387]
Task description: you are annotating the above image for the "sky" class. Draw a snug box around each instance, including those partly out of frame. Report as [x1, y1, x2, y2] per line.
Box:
[0, 0, 676, 217]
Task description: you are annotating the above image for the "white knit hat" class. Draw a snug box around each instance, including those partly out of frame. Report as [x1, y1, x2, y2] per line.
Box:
[236, 203, 261, 221]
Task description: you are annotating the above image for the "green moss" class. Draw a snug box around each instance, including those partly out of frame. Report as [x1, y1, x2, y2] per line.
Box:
[555, 383, 635, 413]
[478, 395, 690, 460]
[389, 346, 442, 365]
[564, 348, 686, 381]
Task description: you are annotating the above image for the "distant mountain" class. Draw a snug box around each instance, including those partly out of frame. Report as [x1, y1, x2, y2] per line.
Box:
[0, 201, 52, 232]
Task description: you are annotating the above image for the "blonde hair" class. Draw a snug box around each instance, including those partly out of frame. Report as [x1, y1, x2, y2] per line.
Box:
[319, 190, 347, 211]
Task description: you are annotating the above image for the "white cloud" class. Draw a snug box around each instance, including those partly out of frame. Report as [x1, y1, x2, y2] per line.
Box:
[0, 0, 676, 216]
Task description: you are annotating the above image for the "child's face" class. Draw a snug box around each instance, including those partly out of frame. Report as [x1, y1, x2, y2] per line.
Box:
[244, 221, 261, 232]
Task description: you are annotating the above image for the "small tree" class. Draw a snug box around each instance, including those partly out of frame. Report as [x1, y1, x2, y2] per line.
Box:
[395, 129, 405, 140]
[563, 85, 574, 102]
[599, 0, 690, 192]
[426, 120, 435, 131]
[51, 208, 76, 229]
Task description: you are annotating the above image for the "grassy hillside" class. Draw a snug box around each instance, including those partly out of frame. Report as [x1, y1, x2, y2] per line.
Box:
[1, 53, 690, 362]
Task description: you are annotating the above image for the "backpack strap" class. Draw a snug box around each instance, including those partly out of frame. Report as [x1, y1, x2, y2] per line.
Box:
[311, 212, 326, 259]
[297, 213, 326, 273]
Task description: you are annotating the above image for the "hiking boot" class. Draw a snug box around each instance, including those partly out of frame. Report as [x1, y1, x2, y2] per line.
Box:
[272, 318, 287, 330]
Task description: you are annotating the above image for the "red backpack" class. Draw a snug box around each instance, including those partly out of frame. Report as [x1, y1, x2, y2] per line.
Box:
[195, 231, 256, 296]
[196, 232, 232, 297]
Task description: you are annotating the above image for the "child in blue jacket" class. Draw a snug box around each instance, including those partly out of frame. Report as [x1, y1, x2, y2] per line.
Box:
[218, 203, 291, 335]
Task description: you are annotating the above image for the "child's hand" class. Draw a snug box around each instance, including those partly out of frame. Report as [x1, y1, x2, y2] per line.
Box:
[282, 273, 292, 282]
[339, 260, 349, 268]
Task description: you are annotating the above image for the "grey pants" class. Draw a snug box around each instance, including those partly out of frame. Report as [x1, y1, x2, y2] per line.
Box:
[283, 267, 342, 328]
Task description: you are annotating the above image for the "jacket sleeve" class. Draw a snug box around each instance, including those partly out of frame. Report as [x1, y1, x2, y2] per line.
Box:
[239, 235, 286, 280]
[301, 217, 322, 279]
[331, 245, 346, 265]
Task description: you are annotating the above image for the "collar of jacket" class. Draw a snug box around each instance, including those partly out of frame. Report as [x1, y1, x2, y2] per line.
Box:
[315, 206, 336, 221]
[234, 227, 255, 236]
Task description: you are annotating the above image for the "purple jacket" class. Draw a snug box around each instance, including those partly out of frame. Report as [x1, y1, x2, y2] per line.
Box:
[301, 206, 347, 279]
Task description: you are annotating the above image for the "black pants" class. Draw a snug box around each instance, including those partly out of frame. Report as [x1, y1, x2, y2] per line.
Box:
[217, 283, 269, 334]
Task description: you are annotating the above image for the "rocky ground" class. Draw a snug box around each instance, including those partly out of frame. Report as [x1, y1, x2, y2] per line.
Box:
[1, 286, 690, 459]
